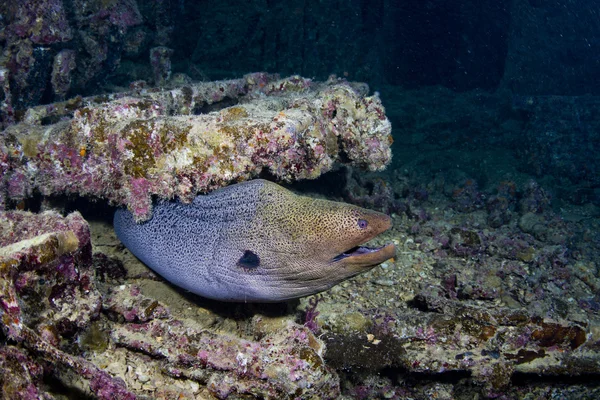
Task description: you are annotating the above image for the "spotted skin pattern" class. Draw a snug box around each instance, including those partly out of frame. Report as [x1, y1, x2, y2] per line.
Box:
[114, 179, 396, 302]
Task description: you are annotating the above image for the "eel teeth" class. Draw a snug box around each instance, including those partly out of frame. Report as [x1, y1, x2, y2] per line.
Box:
[332, 245, 385, 262]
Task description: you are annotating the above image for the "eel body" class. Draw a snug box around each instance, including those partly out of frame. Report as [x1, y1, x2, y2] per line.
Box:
[114, 179, 396, 302]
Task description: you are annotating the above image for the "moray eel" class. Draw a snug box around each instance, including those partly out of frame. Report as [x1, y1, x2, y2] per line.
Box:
[114, 179, 396, 302]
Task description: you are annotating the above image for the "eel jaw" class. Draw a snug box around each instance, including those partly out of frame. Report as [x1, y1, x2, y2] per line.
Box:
[331, 242, 397, 271]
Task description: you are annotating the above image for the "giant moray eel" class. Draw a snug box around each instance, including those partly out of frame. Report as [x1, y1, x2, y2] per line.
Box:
[114, 179, 396, 302]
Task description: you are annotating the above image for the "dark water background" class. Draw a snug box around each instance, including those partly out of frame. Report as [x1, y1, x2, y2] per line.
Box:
[2, 1, 600, 398]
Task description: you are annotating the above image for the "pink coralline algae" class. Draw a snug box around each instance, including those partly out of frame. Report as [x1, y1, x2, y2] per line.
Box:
[103, 0, 143, 30]
[104, 285, 339, 398]
[0, 208, 340, 399]
[0, 210, 136, 399]
[10, 0, 73, 45]
[0, 0, 146, 121]
[0, 73, 393, 221]
[0, 346, 47, 400]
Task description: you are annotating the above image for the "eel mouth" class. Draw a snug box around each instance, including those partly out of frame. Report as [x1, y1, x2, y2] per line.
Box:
[332, 242, 397, 268]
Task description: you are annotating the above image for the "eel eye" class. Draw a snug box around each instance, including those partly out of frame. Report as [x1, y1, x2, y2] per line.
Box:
[357, 219, 368, 229]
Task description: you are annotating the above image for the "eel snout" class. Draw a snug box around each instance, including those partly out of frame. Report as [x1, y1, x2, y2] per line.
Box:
[331, 211, 397, 272]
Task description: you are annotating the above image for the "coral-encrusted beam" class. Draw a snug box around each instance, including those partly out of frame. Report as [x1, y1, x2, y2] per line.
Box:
[0, 73, 392, 220]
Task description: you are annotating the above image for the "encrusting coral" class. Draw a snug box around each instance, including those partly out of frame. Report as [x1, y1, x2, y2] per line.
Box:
[0, 210, 136, 399]
[0, 73, 393, 220]
[0, 210, 340, 399]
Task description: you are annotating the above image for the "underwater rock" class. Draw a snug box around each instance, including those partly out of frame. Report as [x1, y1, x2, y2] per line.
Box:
[451, 179, 485, 213]
[341, 167, 404, 215]
[150, 46, 174, 86]
[486, 180, 517, 228]
[0, 345, 49, 399]
[51, 49, 77, 101]
[0, 67, 13, 127]
[106, 285, 340, 399]
[0, 210, 138, 399]
[318, 291, 594, 393]
[9, 0, 73, 45]
[0, 210, 341, 398]
[0, 210, 97, 342]
[1, 73, 393, 221]
[0, 0, 144, 116]
[3, 0, 73, 110]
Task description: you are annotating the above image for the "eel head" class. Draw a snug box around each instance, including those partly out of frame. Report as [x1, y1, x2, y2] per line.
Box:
[248, 181, 397, 300]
